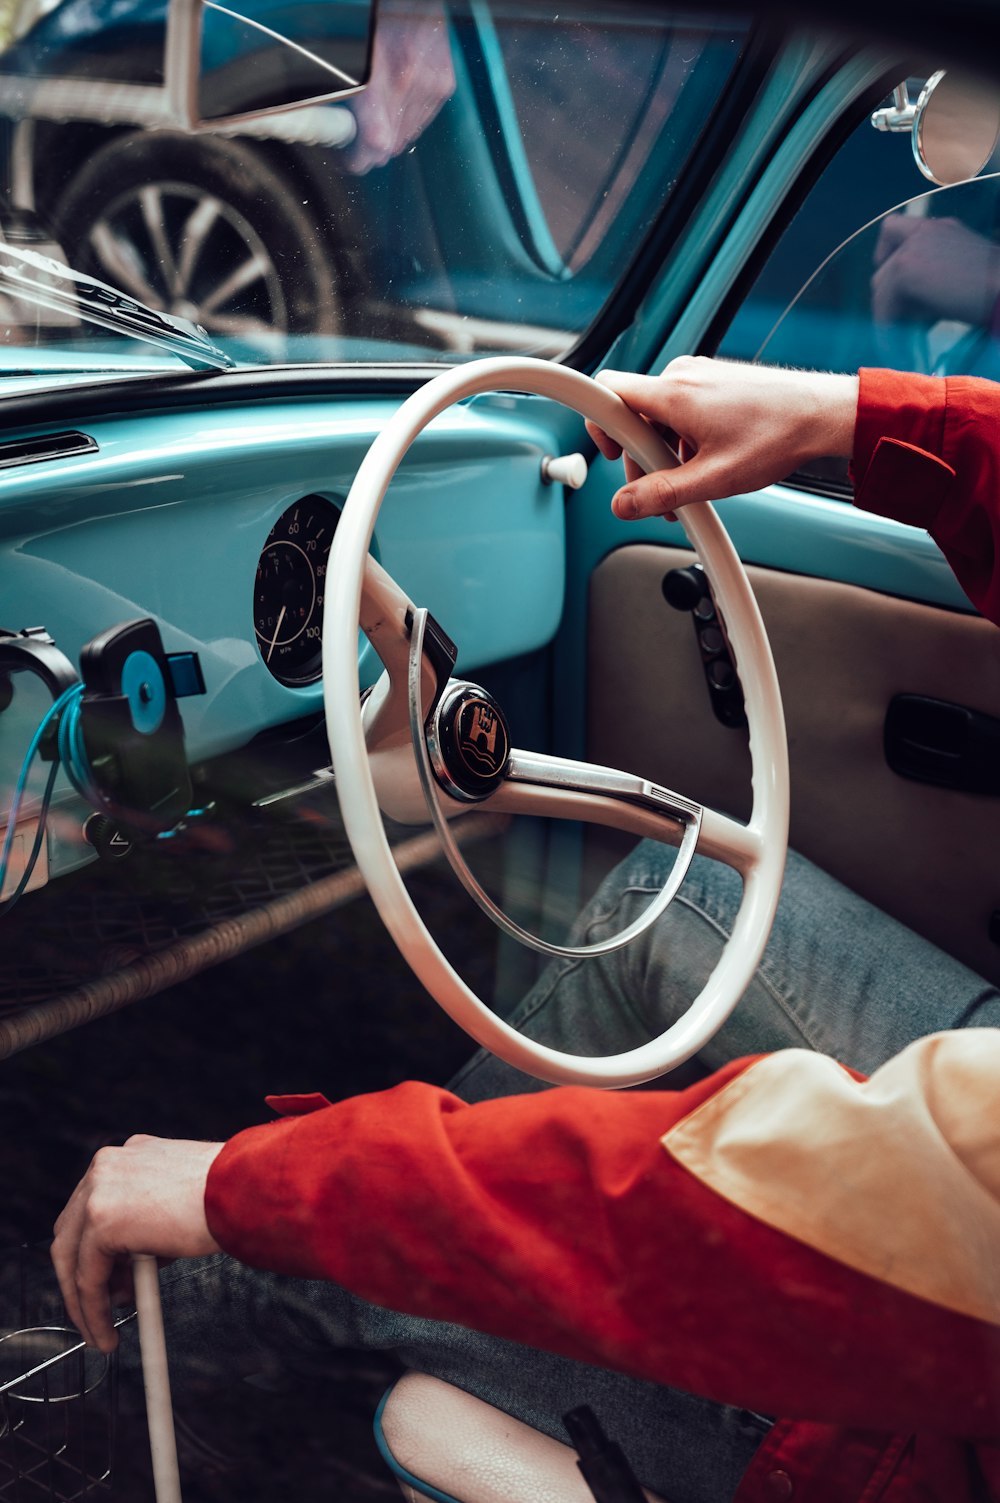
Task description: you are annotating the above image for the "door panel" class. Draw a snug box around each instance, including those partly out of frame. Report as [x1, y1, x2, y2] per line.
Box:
[588, 543, 1000, 984]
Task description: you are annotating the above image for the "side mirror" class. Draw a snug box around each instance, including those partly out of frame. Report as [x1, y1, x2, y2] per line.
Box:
[168, 0, 375, 129]
[913, 68, 1000, 185]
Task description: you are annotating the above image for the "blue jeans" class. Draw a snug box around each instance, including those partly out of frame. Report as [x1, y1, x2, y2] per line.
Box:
[147, 845, 1000, 1503]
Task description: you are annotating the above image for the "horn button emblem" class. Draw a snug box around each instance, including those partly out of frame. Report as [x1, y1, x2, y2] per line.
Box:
[429, 683, 512, 800]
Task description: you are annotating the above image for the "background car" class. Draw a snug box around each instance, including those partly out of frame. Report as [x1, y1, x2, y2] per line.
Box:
[1, 0, 748, 357]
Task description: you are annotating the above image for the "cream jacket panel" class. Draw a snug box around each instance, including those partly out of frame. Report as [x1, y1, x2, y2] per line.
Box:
[661, 1030, 1000, 1324]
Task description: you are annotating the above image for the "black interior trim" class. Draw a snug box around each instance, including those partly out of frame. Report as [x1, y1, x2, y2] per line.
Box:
[780, 467, 854, 502]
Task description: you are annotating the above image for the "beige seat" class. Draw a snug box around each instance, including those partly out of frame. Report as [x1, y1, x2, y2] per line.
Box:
[375, 1371, 669, 1503]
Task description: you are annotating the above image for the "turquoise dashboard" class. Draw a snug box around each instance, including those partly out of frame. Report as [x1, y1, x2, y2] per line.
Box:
[0, 380, 576, 887]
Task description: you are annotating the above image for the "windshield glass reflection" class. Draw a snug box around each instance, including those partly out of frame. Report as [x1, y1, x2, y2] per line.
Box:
[0, 0, 747, 370]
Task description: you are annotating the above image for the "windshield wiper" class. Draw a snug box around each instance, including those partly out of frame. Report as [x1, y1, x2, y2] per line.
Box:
[0, 242, 236, 372]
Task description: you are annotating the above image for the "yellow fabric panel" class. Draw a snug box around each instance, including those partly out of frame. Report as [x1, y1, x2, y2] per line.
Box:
[661, 1030, 1000, 1324]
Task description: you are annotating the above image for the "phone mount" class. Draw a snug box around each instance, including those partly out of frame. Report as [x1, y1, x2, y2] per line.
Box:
[0, 618, 204, 835]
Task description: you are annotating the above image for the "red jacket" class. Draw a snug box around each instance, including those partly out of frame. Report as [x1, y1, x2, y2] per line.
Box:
[205, 368, 1000, 1503]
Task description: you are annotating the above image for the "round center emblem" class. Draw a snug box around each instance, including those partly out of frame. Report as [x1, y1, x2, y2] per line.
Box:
[431, 684, 512, 800]
[454, 694, 510, 780]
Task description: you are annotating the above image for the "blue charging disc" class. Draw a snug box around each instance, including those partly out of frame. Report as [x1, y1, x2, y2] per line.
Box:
[121, 650, 166, 735]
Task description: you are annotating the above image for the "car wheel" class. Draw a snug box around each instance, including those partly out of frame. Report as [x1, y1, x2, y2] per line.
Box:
[54, 132, 342, 340]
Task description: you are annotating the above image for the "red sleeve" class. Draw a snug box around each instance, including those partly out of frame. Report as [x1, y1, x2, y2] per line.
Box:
[853, 366, 1000, 624]
[204, 1067, 1000, 1436]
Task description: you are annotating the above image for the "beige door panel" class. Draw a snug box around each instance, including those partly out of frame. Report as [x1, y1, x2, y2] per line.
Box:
[587, 543, 1000, 985]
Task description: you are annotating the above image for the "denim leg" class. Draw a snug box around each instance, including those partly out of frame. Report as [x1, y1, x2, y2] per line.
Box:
[452, 841, 1000, 1102]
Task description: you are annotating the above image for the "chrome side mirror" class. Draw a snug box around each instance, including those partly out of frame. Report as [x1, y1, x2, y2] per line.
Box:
[914, 69, 1000, 184]
[166, 0, 376, 130]
[872, 70, 1000, 186]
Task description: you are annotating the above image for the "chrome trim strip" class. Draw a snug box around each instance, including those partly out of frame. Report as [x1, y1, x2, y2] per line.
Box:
[506, 748, 703, 828]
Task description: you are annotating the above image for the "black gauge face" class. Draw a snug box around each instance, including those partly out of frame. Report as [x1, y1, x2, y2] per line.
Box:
[254, 495, 339, 685]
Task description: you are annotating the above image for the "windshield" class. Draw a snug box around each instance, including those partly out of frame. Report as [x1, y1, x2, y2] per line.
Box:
[0, 0, 748, 371]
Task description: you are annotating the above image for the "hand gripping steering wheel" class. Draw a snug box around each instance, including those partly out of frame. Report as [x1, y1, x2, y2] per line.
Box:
[323, 357, 788, 1087]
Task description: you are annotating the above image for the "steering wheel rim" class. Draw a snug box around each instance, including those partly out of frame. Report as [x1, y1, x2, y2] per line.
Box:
[324, 356, 789, 1087]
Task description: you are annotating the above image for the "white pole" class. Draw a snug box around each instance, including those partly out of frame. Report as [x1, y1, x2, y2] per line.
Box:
[132, 1253, 183, 1503]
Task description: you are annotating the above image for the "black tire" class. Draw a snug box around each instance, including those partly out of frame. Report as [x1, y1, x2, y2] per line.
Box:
[54, 131, 342, 339]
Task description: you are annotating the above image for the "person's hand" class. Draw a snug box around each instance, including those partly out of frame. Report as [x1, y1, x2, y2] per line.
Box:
[51, 1136, 224, 1353]
[871, 215, 1000, 328]
[584, 357, 858, 520]
[343, 2, 456, 174]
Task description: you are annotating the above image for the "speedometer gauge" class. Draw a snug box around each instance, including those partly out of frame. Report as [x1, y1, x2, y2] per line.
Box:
[253, 495, 339, 685]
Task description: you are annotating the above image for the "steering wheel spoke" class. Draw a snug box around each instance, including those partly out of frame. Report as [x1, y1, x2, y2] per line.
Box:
[491, 753, 762, 874]
[503, 748, 701, 823]
[359, 555, 414, 677]
[493, 747, 700, 852]
[359, 559, 457, 806]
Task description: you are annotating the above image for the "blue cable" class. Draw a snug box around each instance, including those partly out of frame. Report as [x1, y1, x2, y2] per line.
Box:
[56, 684, 103, 807]
[0, 683, 83, 905]
[3, 678, 204, 909]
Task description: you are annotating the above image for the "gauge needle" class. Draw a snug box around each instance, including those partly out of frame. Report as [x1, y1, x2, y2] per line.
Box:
[266, 606, 287, 663]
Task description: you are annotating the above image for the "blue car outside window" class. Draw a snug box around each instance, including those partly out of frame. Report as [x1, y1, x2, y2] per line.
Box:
[0, 0, 749, 368]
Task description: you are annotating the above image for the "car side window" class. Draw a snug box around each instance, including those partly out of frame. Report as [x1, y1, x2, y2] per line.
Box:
[718, 104, 1000, 495]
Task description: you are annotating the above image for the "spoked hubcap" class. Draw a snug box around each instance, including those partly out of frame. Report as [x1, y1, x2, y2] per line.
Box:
[84, 183, 289, 336]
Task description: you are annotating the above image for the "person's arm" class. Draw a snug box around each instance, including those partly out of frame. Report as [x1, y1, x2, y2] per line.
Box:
[50, 1032, 1000, 1431]
[201, 1031, 1000, 1437]
[590, 357, 1000, 626]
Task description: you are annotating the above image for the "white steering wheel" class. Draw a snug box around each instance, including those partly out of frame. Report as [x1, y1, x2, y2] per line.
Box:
[323, 357, 788, 1088]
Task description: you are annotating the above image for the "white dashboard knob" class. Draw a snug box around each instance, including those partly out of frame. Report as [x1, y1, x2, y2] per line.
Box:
[541, 452, 588, 489]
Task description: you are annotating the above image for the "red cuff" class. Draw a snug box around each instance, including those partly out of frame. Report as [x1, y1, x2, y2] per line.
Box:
[853, 436, 956, 529]
[851, 367, 955, 529]
[265, 1092, 332, 1117]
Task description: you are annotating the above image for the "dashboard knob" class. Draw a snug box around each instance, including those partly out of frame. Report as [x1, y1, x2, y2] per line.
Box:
[541, 452, 588, 489]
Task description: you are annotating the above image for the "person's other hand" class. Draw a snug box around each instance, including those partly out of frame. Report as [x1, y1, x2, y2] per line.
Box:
[872, 215, 1000, 328]
[343, 2, 456, 174]
[51, 1136, 224, 1352]
[584, 357, 858, 520]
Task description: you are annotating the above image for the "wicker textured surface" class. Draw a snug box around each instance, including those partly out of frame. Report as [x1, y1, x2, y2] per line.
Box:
[0, 794, 505, 1060]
